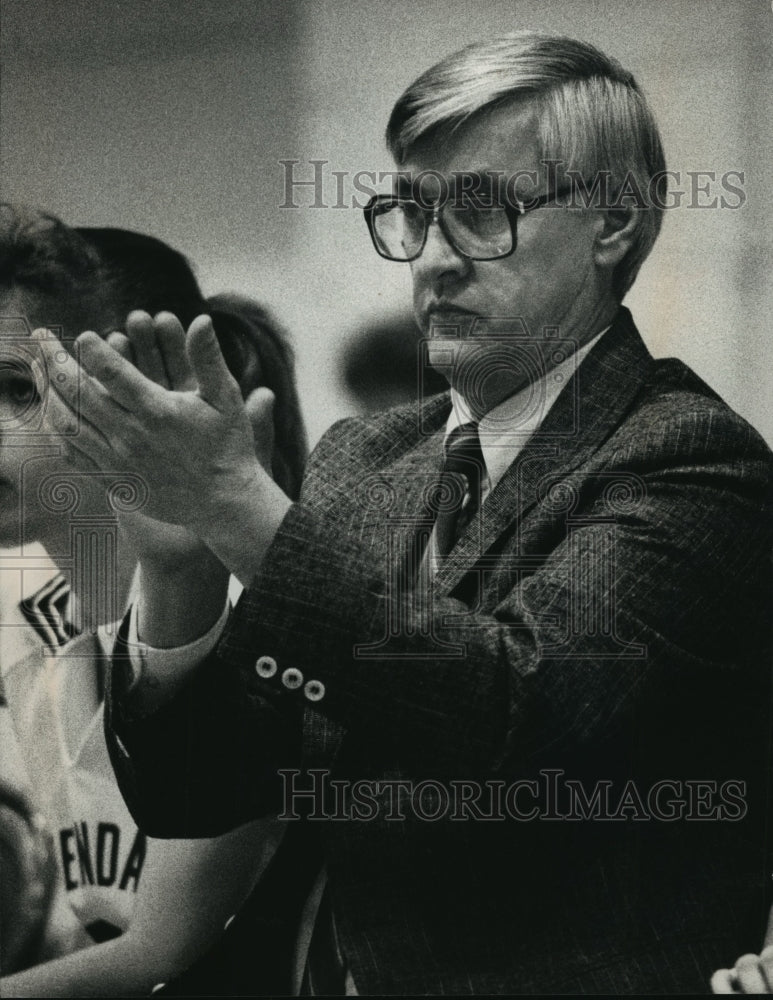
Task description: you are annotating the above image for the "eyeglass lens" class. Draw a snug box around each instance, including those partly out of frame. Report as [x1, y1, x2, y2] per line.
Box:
[373, 201, 513, 261]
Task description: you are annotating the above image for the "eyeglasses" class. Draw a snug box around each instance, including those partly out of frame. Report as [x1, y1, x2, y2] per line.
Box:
[363, 190, 565, 263]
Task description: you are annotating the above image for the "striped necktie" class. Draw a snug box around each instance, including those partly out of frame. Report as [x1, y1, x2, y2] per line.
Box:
[19, 574, 75, 653]
[434, 422, 485, 557]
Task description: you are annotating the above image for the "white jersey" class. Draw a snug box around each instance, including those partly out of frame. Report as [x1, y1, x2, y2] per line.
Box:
[0, 547, 146, 945]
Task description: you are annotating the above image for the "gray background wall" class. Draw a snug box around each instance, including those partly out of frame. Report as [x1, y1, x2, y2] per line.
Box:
[2, 0, 770, 445]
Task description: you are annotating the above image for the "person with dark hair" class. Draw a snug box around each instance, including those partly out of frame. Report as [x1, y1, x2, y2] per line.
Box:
[37, 32, 773, 995]
[0, 205, 306, 995]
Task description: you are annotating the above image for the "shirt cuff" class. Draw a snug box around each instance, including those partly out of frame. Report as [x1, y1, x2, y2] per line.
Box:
[125, 600, 231, 702]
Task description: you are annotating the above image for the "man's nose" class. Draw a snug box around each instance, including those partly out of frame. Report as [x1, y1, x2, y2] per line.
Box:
[413, 214, 470, 286]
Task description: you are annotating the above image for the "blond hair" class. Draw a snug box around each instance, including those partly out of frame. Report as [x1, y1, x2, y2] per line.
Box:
[386, 32, 666, 298]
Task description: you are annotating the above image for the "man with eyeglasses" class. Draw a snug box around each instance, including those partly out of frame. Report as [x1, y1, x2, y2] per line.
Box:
[39, 31, 772, 996]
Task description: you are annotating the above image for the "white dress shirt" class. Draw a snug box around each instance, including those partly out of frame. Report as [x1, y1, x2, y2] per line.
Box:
[421, 328, 606, 576]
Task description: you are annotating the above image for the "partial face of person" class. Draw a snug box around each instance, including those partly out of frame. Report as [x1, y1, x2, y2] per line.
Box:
[0, 292, 101, 548]
[404, 101, 616, 415]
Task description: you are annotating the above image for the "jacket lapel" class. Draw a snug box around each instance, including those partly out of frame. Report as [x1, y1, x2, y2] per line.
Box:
[356, 391, 450, 559]
[433, 309, 653, 594]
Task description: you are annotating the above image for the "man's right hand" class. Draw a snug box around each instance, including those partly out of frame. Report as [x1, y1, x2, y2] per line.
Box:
[32, 312, 290, 587]
[107, 311, 219, 573]
[101, 312, 230, 647]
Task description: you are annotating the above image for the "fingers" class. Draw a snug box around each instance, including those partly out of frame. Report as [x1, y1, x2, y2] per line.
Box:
[106, 331, 133, 363]
[109, 311, 197, 395]
[760, 946, 773, 989]
[30, 331, 116, 438]
[154, 312, 196, 391]
[30, 329, 168, 473]
[186, 314, 241, 410]
[244, 387, 275, 472]
[125, 311, 167, 386]
[28, 338, 114, 469]
[124, 310, 196, 392]
[711, 968, 741, 993]
[735, 953, 773, 993]
[75, 331, 165, 413]
[710, 950, 773, 994]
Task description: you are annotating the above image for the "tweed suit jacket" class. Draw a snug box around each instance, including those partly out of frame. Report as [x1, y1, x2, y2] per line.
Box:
[107, 308, 773, 995]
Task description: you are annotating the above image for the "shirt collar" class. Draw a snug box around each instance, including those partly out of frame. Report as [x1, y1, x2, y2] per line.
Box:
[0, 542, 61, 603]
[446, 326, 608, 492]
[0, 543, 78, 677]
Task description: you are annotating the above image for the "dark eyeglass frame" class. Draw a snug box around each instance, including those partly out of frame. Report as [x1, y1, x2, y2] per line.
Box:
[363, 189, 569, 263]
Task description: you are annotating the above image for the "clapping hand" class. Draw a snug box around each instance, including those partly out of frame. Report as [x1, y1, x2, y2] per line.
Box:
[102, 311, 275, 572]
[32, 312, 289, 585]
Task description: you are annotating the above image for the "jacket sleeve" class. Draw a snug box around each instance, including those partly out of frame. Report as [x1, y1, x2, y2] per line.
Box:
[219, 402, 773, 778]
[106, 401, 773, 830]
[105, 613, 301, 837]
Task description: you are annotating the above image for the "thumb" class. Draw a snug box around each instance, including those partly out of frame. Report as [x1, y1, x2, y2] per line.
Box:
[186, 314, 241, 410]
[244, 386, 276, 474]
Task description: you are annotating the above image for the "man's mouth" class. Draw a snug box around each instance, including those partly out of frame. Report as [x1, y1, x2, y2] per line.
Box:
[425, 306, 477, 336]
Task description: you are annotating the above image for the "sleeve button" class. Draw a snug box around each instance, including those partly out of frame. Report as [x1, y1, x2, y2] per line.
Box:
[255, 655, 278, 679]
[304, 680, 326, 702]
[281, 667, 304, 690]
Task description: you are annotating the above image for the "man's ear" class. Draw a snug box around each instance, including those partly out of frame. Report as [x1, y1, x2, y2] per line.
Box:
[244, 387, 276, 475]
[593, 207, 638, 273]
